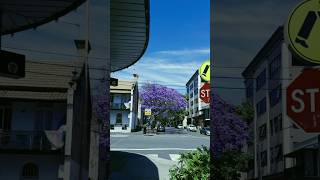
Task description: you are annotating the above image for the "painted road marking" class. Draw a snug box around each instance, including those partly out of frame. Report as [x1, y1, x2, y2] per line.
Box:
[110, 148, 196, 151]
[146, 154, 159, 158]
[110, 134, 129, 137]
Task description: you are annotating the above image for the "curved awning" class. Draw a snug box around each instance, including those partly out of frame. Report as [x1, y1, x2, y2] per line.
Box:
[110, 0, 150, 72]
[0, 0, 85, 35]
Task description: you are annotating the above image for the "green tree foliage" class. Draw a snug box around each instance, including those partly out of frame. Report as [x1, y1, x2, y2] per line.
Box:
[235, 101, 254, 123]
[212, 150, 251, 180]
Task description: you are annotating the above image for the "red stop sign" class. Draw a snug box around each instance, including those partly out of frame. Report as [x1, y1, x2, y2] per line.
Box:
[200, 83, 210, 104]
[287, 69, 320, 133]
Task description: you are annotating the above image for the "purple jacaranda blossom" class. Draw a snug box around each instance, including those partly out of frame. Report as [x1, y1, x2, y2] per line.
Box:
[211, 93, 248, 159]
[140, 83, 187, 120]
[92, 83, 109, 160]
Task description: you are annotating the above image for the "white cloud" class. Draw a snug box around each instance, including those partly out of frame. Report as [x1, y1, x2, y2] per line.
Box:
[113, 49, 209, 93]
[155, 48, 210, 56]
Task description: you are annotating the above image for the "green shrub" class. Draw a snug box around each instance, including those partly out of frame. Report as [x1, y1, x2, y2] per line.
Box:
[169, 146, 250, 180]
[169, 146, 210, 180]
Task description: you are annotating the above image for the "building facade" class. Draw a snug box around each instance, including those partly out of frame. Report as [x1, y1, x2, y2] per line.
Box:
[242, 27, 319, 180]
[110, 75, 140, 133]
[186, 70, 210, 128]
[0, 60, 93, 180]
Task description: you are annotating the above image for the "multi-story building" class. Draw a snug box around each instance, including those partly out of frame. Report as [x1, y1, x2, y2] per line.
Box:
[242, 26, 319, 180]
[110, 74, 141, 133]
[186, 70, 210, 128]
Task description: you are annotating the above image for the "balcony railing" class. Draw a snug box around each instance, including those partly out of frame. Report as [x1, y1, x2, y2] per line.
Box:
[0, 131, 54, 151]
[110, 103, 128, 110]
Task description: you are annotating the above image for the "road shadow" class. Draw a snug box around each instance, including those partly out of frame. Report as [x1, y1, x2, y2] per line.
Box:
[110, 151, 160, 180]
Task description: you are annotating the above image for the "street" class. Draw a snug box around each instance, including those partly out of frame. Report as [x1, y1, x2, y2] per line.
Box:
[110, 127, 209, 180]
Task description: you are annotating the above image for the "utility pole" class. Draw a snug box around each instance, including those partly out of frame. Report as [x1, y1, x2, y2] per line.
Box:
[0, 8, 2, 50]
[317, 135, 320, 177]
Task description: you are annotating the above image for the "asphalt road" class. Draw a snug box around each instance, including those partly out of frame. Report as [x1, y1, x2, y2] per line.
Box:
[110, 127, 210, 180]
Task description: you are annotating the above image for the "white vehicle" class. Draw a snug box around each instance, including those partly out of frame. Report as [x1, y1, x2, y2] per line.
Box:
[177, 124, 184, 129]
[187, 124, 197, 132]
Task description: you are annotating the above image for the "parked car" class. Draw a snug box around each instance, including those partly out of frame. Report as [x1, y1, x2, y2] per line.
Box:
[157, 125, 165, 132]
[187, 124, 197, 132]
[200, 127, 210, 135]
[177, 124, 184, 129]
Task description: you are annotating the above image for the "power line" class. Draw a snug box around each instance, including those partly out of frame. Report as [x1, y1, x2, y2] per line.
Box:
[26, 60, 294, 81]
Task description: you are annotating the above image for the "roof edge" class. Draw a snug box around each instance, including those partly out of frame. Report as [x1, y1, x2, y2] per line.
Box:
[111, 0, 150, 72]
[242, 26, 284, 78]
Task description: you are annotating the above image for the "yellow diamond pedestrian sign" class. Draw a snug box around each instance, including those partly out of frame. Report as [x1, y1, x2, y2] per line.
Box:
[144, 109, 151, 116]
[200, 60, 210, 82]
[285, 0, 320, 64]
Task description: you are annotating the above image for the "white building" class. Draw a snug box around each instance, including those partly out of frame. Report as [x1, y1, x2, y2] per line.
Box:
[0, 60, 92, 180]
[110, 75, 141, 133]
[186, 70, 210, 128]
[242, 26, 319, 180]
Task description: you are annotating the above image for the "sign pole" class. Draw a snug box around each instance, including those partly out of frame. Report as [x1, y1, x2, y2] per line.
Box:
[318, 135, 320, 176]
[0, 8, 2, 50]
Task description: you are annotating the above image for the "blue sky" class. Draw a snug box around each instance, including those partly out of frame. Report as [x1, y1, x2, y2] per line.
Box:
[112, 0, 210, 94]
[2, 0, 302, 104]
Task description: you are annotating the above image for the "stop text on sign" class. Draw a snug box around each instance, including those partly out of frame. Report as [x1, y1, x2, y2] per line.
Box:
[291, 88, 319, 113]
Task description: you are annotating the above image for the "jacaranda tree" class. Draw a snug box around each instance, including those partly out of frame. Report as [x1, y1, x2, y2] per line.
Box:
[211, 93, 250, 180]
[211, 93, 248, 156]
[140, 83, 187, 126]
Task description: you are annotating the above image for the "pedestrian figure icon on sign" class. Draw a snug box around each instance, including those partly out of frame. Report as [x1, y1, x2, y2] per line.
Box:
[202, 65, 209, 77]
[200, 60, 210, 82]
[295, 11, 319, 48]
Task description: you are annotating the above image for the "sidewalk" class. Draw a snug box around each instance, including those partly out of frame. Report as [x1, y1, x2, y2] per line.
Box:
[110, 151, 176, 180]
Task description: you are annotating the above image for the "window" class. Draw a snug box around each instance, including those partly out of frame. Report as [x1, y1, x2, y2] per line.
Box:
[116, 113, 122, 124]
[195, 77, 198, 86]
[248, 131, 254, 145]
[273, 114, 282, 133]
[22, 163, 38, 179]
[194, 87, 198, 96]
[190, 101, 193, 107]
[270, 147, 274, 164]
[0, 106, 11, 130]
[190, 83, 194, 90]
[245, 80, 253, 98]
[110, 94, 114, 103]
[275, 144, 283, 162]
[270, 119, 274, 136]
[274, 117, 278, 133]
[278, 114, 283, 131]
[35, 110, 53, 130]
[259, 124, 267, 140]
[269, 55, 281, 79]
[269, 85, 281, 107]
[256, 98, 266, 117]
[256, 69, 266, 91]
[190, 92, 194, 98]
[261, 151, 267, 167]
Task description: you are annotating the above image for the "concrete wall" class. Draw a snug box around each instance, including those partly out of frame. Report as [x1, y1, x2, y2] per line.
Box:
[0, 154, 63, 180]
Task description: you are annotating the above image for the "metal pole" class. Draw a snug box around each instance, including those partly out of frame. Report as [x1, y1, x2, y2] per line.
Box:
[317, 135, 320, 177]
[0, 8, 2, 50]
